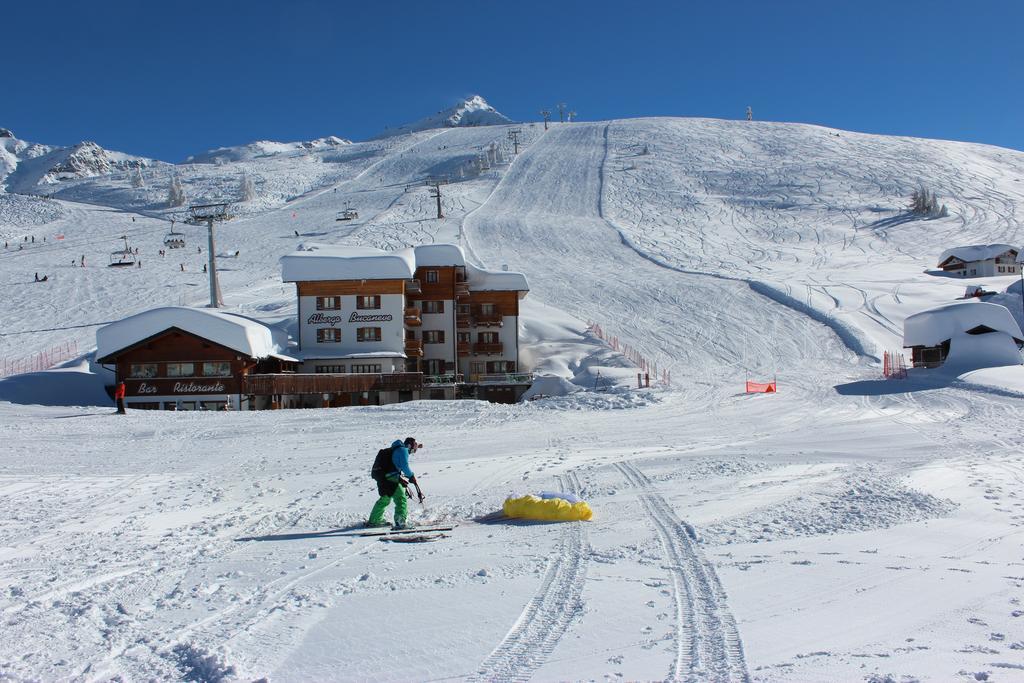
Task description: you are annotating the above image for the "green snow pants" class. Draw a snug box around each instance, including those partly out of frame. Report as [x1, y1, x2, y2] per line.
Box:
[368, 476, 408, 526]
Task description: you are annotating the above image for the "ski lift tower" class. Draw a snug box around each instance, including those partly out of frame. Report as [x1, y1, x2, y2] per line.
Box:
[425, 176, 449, 220]
[186, 202, 231, 308]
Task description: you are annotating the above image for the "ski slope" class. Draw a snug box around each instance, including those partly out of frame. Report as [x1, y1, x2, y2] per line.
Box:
[2, 114, 1024, 682]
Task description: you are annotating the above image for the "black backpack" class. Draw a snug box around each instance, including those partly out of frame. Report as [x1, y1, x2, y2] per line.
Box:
[371, 445, 397, 480]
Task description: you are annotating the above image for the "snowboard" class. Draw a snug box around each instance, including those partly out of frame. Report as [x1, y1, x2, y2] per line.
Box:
[357, 524, 456, 538]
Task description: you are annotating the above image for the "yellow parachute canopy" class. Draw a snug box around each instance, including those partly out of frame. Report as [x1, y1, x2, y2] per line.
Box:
[503, 494, 593, 522]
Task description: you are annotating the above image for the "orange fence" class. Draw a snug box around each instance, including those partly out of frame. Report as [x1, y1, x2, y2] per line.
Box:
[0, 341, 80, 378]
[587, 322, 670, 386]
[883, 351, 908, 379]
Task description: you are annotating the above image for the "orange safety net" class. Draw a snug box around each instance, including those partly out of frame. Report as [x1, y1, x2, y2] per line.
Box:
[745, 381, 777, 393]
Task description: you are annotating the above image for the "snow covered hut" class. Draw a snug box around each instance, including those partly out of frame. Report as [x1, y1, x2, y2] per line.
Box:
[903, 300, 1024, 370]
[280, 243, 532, 404]
[96, 307, 298, 410]
[936, 244, 1019, 278]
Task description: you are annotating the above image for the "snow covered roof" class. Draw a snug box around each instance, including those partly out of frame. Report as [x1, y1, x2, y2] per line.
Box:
[903, 300, 1024, 348]
[413, 244, 466, 267]
[466, 263, 529, 293]
[96, 307, 284, 361]
[937, 244, 1017, 266]
[280, 243, 528, 292]
[281, 244, 416, 282]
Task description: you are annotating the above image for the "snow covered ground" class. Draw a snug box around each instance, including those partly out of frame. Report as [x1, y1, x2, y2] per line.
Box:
[2, 112, 1024, 682]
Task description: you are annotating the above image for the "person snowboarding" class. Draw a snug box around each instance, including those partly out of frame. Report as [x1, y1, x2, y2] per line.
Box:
[367, 437, 424, 529]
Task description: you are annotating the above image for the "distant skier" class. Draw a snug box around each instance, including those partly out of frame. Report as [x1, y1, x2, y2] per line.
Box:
[115, 382, 126, 414]
[294, 230, 299, 237]
[367, 437, 425, 529]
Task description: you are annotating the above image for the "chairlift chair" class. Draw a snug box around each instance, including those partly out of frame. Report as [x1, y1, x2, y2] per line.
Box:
[108, 235, 136, 267]
[163, 219, 186, 249]
[335, 208, 358, 221]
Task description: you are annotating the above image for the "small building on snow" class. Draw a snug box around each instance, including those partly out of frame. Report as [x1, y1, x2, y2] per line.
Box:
[96, 307, 298, 410]
[903, 300, 1024, 370]
[936, 244, 1019, 278]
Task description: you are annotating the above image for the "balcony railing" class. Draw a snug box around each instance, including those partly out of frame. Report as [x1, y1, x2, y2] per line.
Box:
[404, 339, 423, 357]
[456, 341, 470, 355]
[424, 373, 463, 387]
[468, 372, 534, 385]
[475, 312, 503, 326]
[456, 316, 471, 328]
[472, 342, 503, 355]
[404, 307, 422, 326]
[406, 279, 421, 294]
[244, 372, 423, 395]
[455, 281, 470, 297]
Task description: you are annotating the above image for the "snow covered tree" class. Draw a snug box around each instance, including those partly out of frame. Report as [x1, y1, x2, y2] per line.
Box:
[167, 174, 186, 208]
[239, 173, 256, 202]
[909, 186, 947, 218]
[131, 166, 145, 189]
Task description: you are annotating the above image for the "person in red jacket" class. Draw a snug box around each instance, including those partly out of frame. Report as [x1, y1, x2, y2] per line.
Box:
[115, 381, 126, 415]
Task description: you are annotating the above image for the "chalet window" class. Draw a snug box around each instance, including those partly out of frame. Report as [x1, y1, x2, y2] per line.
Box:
[425, 270, 439, 284]
[317, 328, 341, 343]
[470, 362, 485, 376]
[351, 364, 382, 373]
[999, 266, 1005, 273]
[357, 327, 382, 342]
[488, 361, 515, 373]
[457, 332, 471, 343]
[422, 300, 444, 314]
[129, 363, 158, 378]
[201, 401, 227, 411]
[478, 331, 499, 344]
[425, 359, 445, 375]
[424, 330, 445, 344]
[457, 304, 471, 316]
[315, 365, 345, 373]
[166, 362, 194, 377]
[480, 303, 497, 316]
[129, 402, 160, 410]
[202, 361, 231, 377]
[357, 295, 381, 310]
[316, 296, 341, 310]
[178, 401, 196, 411]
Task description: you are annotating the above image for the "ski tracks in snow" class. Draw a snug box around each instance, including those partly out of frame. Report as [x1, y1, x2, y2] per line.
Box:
[468, 471, 589, 683]
[614, 461, 749, 683]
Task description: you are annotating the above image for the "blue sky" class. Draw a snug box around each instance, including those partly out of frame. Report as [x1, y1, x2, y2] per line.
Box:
[6, 1, 1020, 160]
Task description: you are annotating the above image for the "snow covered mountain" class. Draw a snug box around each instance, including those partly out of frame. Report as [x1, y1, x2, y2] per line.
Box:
[0, 129, 160, 193]
[377, 94, 512, 137]
[186, 135, 351, 164]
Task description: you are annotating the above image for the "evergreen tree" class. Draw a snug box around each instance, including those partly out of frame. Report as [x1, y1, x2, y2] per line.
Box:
[240, 173, 256, 202]
[131, 166, 145, 189]
[167, 175, 185, 207]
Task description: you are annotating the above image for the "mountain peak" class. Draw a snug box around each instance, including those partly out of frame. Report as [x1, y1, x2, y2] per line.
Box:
[379, 95, 513, 138]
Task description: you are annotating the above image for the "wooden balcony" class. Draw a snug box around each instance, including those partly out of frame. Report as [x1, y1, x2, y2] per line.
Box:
[456, 341, 470, 355]
[244, 373, 423, 395]
[475, 312, 503, 327]
[455, 281, 470, 297]
[472, 342, 503, 355]
[456, 315, 471, 328]
[404, 307, 422, 326]
[406, 279, 421, 294]
[405, 339, 424, 357]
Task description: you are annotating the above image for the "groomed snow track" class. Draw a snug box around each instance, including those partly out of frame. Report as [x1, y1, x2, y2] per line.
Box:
[467, 472, 589, 682]
[615, 461, 749, 683]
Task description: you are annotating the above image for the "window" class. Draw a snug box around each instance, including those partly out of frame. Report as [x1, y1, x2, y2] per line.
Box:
[424, 330, 445, 344]
[422, 300, 444, 314]
[457, 332, 471, 343]
[457, 304, 470, 316]
[316, 296, 341, 310]
[425, 270, 439, 283]
[163, 402, 178, 411]
[351, 364, 382, 373]
[315, 365, 345, 373]
[357, 327, 382, 342]
[357, 295, 381, 310]
[999, 266, 1005, 273]
[488, 361, 515, 373]
[202, 361, 231, 377]
[480, 303, 497, 316]
[425, 359, 445, 375]
[201, 401, 227, 411]
[128, 402, 160, 410]
[129, 363, 158, 378]
[166, 362, 194, 377]
[470, 362, 485, 376]
[317, 328, 341, 343]
[478, 331, 499, 344]
[178, 401, 196, 411]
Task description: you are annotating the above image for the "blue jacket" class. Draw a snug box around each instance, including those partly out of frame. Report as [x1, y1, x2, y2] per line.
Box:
[390, 440, 415, 479]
